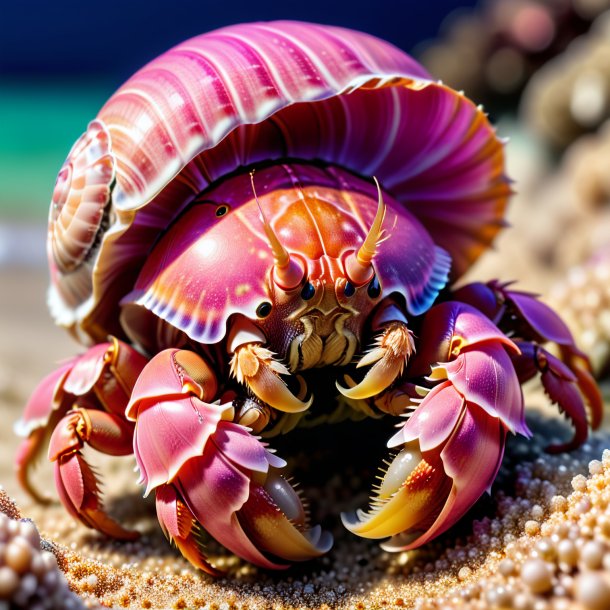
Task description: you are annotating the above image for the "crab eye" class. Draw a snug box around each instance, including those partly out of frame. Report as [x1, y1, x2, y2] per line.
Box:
[344, 281, 355, 297]
[300, 282, 315, 301]
[215, 204, 230, 217]
[367, 276, 381, 299]
[256, 301, 272, 318]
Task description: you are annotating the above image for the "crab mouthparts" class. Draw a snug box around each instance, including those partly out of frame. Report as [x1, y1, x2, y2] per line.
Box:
[289, 310, 357, 371]
[305, 308, 346, 338]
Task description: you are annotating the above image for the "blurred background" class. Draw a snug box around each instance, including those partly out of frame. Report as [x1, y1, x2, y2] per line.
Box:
[0, 0, 472, 227]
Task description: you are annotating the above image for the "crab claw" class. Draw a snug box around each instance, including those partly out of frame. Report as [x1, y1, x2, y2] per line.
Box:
[343, 302, 526, 549]
[337, 322, 414, 400]
[230, 343, 312, 413]
[128, 349, 331, 572]
[48, 408, 138, 539]
[15, 338, 147, 505]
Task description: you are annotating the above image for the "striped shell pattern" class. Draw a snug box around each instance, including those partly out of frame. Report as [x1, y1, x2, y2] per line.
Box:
[46, 21, 509, 344]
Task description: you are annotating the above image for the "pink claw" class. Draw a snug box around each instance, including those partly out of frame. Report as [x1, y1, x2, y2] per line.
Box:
[343, 302, 525, 548]
[15, 338, 147, 506]
[49, 408, 138, 540]
[128, 349, 332, 574]
[15, 361, 74, 503]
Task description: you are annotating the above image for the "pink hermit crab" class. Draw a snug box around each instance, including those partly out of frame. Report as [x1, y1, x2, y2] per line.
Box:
[15, 21, 602, 574]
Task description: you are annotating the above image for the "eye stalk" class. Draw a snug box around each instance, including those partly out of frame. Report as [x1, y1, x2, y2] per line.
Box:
[250, 171, 305, 290]
[344, 177, 386, 286]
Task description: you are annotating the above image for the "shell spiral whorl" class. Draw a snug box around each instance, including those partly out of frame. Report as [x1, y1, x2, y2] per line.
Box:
[49, 120, 115, 276]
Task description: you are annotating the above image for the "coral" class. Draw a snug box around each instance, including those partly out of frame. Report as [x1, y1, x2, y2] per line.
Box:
[0, 489, 85, 609]
[418, 0, 607, 107]
[522, 10, 610, 149]
[551, 248, 610, 377]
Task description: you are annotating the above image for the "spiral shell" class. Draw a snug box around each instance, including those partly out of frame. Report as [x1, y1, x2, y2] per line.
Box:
[48, 120, 115, 318]
[46, 21, 509, 343]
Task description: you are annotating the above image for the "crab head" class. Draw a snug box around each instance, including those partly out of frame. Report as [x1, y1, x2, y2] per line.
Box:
[247, 174, 388, 373]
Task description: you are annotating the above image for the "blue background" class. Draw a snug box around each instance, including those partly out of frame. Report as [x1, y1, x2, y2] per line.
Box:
[0, 0, 474, 217]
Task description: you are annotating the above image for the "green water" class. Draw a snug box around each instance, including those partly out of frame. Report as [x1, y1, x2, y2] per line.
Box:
[0, 80, 115, 219]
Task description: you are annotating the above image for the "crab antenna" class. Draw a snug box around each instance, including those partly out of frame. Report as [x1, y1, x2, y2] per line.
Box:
[346, 177, 386, 285]
[358, 177, 386, 265]
[250, 171, 303, 289]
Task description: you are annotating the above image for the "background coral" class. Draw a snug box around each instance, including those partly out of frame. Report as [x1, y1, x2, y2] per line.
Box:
[0, 490, 85, 609]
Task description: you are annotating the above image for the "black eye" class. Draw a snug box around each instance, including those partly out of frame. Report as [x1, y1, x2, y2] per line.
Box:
[256, 301, 272, 318]
[300, 282, 315, 300]
[344, 281, 355, 297]
[215, 204, 230, 217]
[367, 276, 381, 299]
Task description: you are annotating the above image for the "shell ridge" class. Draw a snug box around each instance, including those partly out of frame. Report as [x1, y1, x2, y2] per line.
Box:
[110, 85, 185, 163]
[381, 87, 469, 188]
[359, 87, 402, 176]
[256, 24, 345, 91]
[178, 43, 257, 123]
[210, 31, 295, 103]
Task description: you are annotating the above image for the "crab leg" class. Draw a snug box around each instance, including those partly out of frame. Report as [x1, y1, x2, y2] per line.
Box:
[343, 301, 528, 549]
[127, 348, 332, 574]
[49, 408, 138, 539]
[454, 281, 603, 443]
[14, 339, 147, 505]
[511, 341, 589, 452]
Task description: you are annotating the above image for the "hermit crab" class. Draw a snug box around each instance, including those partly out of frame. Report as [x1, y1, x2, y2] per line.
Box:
[15, 21, 602, 574]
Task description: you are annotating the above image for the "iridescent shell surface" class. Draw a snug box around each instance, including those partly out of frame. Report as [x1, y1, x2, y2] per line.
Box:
[46, 21, 509, 344]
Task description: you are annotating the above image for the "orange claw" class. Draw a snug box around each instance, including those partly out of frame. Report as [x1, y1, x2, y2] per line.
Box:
[49, 408, 138, 540]
[230, 343, 312, 413]
[155, 485, 223, 577]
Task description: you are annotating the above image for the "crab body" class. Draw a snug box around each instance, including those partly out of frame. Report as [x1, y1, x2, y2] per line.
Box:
[16, 21, 602, 574]
[121, 163, 447, 363]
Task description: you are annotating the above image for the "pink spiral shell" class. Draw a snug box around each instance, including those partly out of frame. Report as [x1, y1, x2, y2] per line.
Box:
[49, 121, 114, 271]
[46, 21, 509, 343]
[48, 120, 115, 321]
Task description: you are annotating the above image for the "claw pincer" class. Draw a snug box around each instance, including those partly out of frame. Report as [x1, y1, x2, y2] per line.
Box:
[343, 302, 528, 549]
[127, 349, 331, 575]
[15, 339, 147, 538]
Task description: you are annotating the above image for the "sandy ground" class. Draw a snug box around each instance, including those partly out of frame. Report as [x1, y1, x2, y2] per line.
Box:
[1, 266, 609, 609]
[0, 268, 75, 501]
